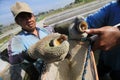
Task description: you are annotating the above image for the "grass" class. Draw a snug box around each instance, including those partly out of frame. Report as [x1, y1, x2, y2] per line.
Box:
[36, 0, 95, 22]
[0, 36, 11, 44]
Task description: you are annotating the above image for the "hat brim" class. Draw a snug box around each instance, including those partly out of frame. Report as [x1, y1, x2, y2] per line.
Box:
[15, 11, 33, 20]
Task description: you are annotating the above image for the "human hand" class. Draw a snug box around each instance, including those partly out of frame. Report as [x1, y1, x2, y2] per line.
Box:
[85, 26, 120, 51]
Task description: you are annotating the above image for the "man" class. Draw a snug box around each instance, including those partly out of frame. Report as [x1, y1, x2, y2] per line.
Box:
[85, 0, 120, 80]
[8, 2, 50, 80]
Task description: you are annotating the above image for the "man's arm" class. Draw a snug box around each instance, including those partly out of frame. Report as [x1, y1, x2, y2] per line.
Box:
[8, 36, 36, 64]
[85, 26, 120, 51]
[85, 2, 111, 28]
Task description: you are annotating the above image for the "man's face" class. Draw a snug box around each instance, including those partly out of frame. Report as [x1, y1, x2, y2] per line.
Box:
[16, 12, 36, 32]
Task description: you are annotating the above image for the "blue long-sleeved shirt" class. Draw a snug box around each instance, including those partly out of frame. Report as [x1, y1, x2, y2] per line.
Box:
[85, 1, 120, 70]
[8, 27, 50, 64]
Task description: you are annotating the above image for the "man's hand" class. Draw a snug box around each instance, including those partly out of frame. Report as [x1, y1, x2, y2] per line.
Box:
[85, 26, 120, 51]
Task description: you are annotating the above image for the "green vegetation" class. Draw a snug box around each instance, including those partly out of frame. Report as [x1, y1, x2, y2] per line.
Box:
[0, 24, 3, 27]
[0, 25, 3, 35]
[36, 0, 95, 22]
[75, 0, 92, 3]
[0, 36, 11, 44]
[75, 0, 85, 3]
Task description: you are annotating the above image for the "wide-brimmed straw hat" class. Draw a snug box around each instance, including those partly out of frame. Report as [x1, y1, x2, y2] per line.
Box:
[11, 2, 33, 19]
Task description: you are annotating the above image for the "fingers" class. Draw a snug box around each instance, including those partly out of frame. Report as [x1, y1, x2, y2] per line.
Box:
[92, 39, 100, 51]
[84, 29, 101, 35]
[92, 40, 105, 51]
[92, 39, 112, 51]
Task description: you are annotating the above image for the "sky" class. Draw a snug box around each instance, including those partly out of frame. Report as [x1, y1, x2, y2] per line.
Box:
[0, 0, 74, 26]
